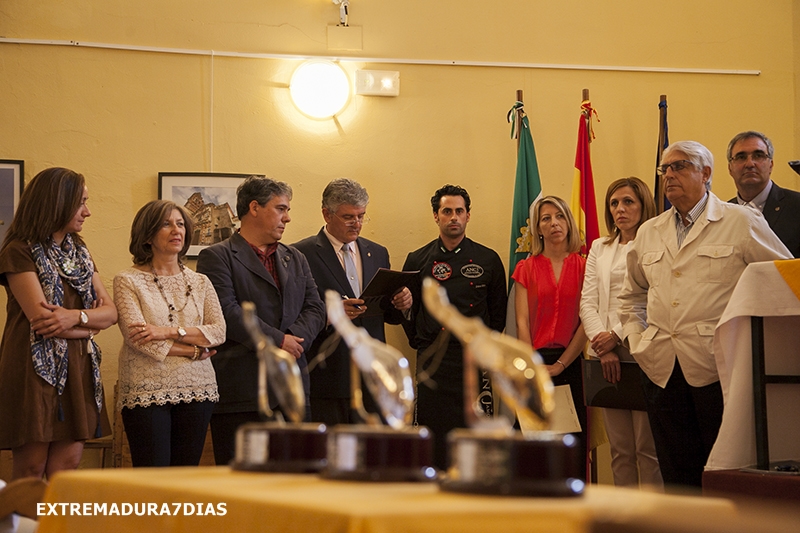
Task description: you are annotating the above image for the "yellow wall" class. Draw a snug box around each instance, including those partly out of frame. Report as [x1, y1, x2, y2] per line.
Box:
[1, 0, 799, 415]
[795, 0, 800, 157]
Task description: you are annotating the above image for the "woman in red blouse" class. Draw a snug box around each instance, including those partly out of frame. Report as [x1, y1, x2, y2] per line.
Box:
[512, 195, 588, 472]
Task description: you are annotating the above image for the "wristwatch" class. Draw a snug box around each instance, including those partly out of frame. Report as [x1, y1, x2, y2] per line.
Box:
[177, 327, 187, 340]
[79, 310, 89, 325]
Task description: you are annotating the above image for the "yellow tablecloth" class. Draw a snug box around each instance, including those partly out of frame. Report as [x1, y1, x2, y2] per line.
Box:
[38, 466, 736, 533]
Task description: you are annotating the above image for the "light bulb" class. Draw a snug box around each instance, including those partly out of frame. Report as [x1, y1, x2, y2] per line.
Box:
[289, 60, 350, 119]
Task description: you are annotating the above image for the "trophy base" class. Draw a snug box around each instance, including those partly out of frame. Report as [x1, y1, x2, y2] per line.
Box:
[232, 422, 328, 473]
[322, 425, 436, 482]
[440, 429, 585, 497]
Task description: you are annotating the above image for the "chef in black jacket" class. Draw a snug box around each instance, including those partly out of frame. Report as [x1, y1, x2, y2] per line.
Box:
[403, 184, 507, 470]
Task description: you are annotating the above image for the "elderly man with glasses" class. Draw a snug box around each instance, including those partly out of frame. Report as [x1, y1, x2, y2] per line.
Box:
[726, 130, 800, 257]
[617, 140, 791, 488]
[292, 178, 412, 426]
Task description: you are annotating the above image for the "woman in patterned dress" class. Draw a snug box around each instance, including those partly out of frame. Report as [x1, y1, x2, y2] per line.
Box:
[114, 200, 225, 466]
[0, 167, 117, 480]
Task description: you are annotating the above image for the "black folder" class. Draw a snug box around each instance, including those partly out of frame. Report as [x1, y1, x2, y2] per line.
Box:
[358, 268, 419, 317]
[582, 359, 648, 411]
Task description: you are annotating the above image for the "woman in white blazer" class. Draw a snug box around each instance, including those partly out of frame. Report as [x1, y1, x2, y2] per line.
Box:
[580, 177, 663, 488]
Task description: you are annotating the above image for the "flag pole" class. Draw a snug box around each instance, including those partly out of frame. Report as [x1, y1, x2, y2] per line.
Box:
[582, 87, 593, 485]
[657, 94, 667, 153]
[516, 90, 524, 150]
[655, 94, 669, 214]
[581, 88, 594, 144]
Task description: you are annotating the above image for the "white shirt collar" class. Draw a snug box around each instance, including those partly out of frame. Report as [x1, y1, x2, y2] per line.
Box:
[736, 180, 773, 212]
[323, 226, 347, 251]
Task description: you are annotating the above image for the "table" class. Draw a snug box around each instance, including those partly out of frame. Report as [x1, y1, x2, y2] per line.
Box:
[706, 260, 800, 471]
[37, 466, 736, 533]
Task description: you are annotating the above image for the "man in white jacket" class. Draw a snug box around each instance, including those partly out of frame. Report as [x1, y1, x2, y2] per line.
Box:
[618, 140, 791, 488]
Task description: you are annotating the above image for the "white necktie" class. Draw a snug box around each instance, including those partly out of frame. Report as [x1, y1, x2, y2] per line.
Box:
[341, 243, 360, 296]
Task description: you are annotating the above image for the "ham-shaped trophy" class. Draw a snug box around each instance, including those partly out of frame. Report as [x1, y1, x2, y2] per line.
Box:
[232, 302, 327, 472]
[422, 278, 584, 496]
[321, 290, 435, 481]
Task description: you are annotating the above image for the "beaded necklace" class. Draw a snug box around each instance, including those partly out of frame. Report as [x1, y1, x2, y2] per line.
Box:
[151, 263, 194, 324]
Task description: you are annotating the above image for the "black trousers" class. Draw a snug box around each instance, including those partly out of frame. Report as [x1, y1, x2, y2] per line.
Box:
[538, 347, 587, 477]
[210, 402, 311, 465]
[121, 400, 215, 467]
[310, 381, 382, 426]
[209, 411, 262, 466]
[641, 359, 723, 488]
[415, 343, 491, 471]
[310, 398, 353, 426]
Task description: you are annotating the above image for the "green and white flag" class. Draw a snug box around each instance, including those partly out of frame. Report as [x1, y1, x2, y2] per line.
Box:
[506, 101, 542, 336]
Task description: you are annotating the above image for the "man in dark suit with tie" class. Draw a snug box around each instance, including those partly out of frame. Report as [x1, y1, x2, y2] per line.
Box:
[292, 179, 412, 426]
[197, 176, 326, 464]
[727, 130, 800, 257]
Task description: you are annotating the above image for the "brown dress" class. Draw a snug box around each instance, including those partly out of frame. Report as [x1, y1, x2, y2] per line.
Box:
[0, 239, 108, 449]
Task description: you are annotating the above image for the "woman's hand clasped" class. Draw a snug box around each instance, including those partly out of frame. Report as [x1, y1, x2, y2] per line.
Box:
[590, 330, 619, 356]
[191, 346, 216, 362]
[599, 352, 621, 384]
[31, 302, 79, 338]
[129, 322, 173, 344]
[591, 331, 621, 383]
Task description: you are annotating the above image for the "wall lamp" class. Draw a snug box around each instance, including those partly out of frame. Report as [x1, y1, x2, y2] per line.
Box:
[355, 70, 400, 96]
[289, 59, 350, 119]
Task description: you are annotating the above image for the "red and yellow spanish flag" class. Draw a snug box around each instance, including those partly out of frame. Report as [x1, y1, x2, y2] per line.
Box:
[570, 98, 600, 257]
[572, 96, 608, 467]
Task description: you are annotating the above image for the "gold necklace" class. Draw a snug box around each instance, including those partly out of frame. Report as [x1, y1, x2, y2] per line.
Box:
[151, 263, 193, 324]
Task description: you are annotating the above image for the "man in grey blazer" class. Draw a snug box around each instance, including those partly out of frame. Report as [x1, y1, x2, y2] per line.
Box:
[292, 179, 412, 426]
[727, 130, 800, 257]
[196, 176, 325, 465]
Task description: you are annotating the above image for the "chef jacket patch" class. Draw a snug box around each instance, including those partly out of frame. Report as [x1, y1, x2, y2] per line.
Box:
[461, 264, 484, 278]
[432, 262, 452, 281]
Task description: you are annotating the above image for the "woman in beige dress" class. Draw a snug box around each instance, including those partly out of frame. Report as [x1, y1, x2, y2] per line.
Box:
[114, 200, 225, 466]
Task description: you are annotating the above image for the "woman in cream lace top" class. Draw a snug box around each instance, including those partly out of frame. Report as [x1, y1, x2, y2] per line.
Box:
[114, 200, 226, 467]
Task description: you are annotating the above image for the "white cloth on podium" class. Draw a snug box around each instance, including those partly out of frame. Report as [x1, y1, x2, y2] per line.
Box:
[706, 260, 800, 470]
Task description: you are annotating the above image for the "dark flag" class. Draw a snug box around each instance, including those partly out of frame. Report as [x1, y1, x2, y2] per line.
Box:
[654, 95, 671, 214]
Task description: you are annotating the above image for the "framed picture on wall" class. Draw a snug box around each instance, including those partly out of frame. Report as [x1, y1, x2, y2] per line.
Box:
[159, 172, 260, 257]
[0, 160, 24, 246]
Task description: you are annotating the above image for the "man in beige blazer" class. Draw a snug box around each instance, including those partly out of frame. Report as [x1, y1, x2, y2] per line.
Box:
[618, 140, 791, 488]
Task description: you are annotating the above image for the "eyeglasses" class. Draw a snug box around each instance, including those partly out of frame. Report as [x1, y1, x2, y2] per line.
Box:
[656, 159, 695, 176]
[334, 212, 370, 227]
[729, 150, 771, 164]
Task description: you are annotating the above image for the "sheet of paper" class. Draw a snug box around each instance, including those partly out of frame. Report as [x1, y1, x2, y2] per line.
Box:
[518, 384, 582, 437]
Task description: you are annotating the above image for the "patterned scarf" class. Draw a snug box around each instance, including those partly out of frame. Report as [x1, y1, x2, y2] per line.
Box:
[29, 234, 104, 412]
